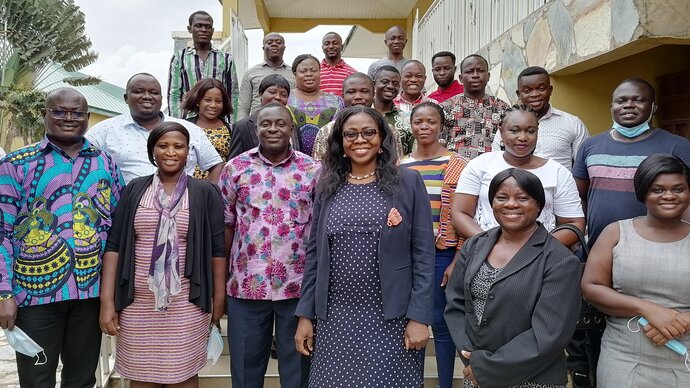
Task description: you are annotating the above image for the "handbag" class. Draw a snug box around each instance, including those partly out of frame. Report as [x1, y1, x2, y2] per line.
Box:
[551, 224, 607, 331]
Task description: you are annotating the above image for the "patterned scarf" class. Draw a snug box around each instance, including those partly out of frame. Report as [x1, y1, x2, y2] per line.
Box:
[148, 172, 188, 311]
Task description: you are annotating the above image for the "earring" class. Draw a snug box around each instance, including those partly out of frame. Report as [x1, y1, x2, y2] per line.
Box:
[343, 153, 348, 158]
[377, 148, 383, 154]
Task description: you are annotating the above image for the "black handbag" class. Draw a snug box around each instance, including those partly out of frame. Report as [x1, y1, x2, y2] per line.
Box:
[551, 224, 607, 331]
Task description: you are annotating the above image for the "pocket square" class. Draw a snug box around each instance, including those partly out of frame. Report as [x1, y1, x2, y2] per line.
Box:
[387, 208, 402, 227]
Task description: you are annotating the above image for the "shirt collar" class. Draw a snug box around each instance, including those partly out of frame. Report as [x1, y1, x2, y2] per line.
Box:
[38, 136, 95, 156]
[540, 105, 562, 121]
[262, 60, 289, 69]
[249, 145, 296, 166]
[320, 58, 345, 68]
[123, 111, 165, 130]
[184, 45, 218, 55]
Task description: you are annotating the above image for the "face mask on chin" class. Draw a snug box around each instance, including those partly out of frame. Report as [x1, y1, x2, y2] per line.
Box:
[611, 103, 655, 139]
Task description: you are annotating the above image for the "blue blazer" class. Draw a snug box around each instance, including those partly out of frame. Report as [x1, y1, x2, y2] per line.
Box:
[295, 167, 435, 324]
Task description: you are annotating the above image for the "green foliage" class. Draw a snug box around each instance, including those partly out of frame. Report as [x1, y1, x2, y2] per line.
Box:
[0, 84, 45, 148]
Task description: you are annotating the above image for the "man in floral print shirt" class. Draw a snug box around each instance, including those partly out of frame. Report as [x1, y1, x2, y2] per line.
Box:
[219, 102, 319, 388]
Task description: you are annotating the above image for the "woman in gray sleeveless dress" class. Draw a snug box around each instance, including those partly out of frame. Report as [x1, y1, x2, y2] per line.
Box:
[582, 154, 690, 387]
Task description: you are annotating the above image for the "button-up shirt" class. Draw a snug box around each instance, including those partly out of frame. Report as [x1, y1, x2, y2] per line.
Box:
[167, 46, 239, 121]
[85, 112, 223, 184]
[237, 61, 296, 120]
[219, 147, 320, 300]
[319, 59, 357, 97]
[441, 94, 510, 160]
[0, 138, 124, 306]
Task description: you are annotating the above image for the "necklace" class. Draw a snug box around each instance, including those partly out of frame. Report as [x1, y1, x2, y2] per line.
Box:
[348, 171, 376, 180]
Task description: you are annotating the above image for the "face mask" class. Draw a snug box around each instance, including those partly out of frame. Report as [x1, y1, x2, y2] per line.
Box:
[3, 326, 47, 365]
[628, 316, 690, 372]
[207, 325, 223, 365]
[612, 103, 655, 138]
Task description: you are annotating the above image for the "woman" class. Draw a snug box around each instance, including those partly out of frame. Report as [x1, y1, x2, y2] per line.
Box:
[288, 54, 344, 156]
[582, 154, 690, 387]
[100, 122, 226, 387]
[445, 168, 582, 388]
[182, 78, 232, 179]
[399, 102, 466, 388]
[295, 106, 434, 387]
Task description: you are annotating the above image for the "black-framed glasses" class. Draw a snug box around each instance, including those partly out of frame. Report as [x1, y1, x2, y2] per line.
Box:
[343, 129, 379, 142]
[46, 108, 87, 121]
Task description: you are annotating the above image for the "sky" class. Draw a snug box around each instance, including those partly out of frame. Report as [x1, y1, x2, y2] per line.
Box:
[73, 0, 376, 101]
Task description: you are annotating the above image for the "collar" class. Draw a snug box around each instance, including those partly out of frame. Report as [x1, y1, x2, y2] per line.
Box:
[261, 60, 289, 69]
[437, 80, 462, 92]
[38, 136, 95, 156]
[396, 93, 425, 106]
[320, 58, 345, 68]
[184, 45, 219, 55]
[124, 111, 165, 130]
[249, 145, 296, 166]
[539, 105, 563, 121]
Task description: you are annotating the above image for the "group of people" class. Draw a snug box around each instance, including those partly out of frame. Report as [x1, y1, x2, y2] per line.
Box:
[0, 9, 689, 388]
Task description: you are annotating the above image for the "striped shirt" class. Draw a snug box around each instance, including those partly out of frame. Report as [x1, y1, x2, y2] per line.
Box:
[167, 46, 239, 122]
[319, 59, 357, 97]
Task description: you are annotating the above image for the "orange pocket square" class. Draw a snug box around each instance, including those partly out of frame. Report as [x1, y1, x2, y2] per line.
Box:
[387, 208, 402, 227]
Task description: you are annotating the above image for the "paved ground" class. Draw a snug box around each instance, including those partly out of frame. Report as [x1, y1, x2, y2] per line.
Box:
[0, 331, 61, 387]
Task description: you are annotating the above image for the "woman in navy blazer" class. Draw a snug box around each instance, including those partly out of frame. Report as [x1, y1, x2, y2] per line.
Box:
[295, 106, 434, 387]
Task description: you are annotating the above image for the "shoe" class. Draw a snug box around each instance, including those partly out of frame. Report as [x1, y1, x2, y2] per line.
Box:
[571, 371, 592, 388]
[271, 337, 278, 359]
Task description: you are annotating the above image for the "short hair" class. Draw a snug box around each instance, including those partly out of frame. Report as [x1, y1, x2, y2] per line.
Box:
[342, 72, 374, 93]
[181, 78, 231, 117]
[125, 73, 157, 93]
[411, 102, 445, 129]
[517, 66, 550, 83]
[431, 51, 456, 65]
[291, 54, 319, 74]
[617, 77, 656, 102]
[634, 154, 690, 202]
[488, 168, 546, 213]
[256, 101, 292, 120]
[459, 54, 488, 71]
[258, 74, 291, 96]
[401, 60, 425, 73]
[188, 10, 212, 26]
[322, 32, 342, 42]
[373, 65, 400, 80]
[147, 122, 190, 166]
[499, 103, 535, 127]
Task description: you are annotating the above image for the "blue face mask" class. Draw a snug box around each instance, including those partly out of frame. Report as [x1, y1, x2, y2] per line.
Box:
[629, 316, 690, 372]
[612, 104, 655, 138]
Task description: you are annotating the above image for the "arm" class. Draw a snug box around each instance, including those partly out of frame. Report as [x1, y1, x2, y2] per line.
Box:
[0, 163, 25, 329]
[227, 57, 240, 123]
[208, 185, 228, 326]
[206, 163, 223, 184]
[237, 71, 252, 120]
[99, 251, 120, 335]
[552, 216, 586, 247]
[570, 119, 590, 167]
[574, 177, 589, 216]
[443, 240, 475, 360]
[167, 53, 183, 118]
[552, 166, 586, 246]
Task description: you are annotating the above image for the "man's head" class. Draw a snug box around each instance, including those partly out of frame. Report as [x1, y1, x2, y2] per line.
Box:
[516, 66, 553, 114]
[342, 73, 374, 107]
[400, 60, 426, 99]
[256, 102, 293, 157]
[459, 54, 489, 97]
[611, 78, 656, 128]
[384, 26, 407, 57]
[431, 51, 457, 88]
[42, 87, 89, 146]
[373, 65, 401, 104]
[322, 32, 343, 62]
[263, 33, 286, 63]
[187, 11, 214, 46]
[124, 73, 162, 122]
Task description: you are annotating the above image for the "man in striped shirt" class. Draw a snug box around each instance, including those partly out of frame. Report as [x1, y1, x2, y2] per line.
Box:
[319, 32, 357, 97]
[167, 10, 239, 121]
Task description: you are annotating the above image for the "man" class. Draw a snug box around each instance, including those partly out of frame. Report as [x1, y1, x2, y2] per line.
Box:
[394, 60, 438, 113]
[237, 33, 296, 120]
[220, 102, 319, 388]
[313, 72, 374, 160]
[167, 10, 239, 121]
[492, 66, 589, 170]
[428, 51, 464, 103]
[0, 88, 124, 387]
[367, 26, 411, 78]
[571, 77, 690, 387]
[319, 32, 357, 97]
[440, 54, 510, 160]
[373, 65, 407, 156]
[87, 73, 223, 184]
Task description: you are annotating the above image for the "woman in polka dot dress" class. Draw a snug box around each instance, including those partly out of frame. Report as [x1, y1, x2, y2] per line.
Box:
[295, 106, 435, 387]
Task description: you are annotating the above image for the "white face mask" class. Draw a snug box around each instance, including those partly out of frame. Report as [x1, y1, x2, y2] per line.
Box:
[3, 326, 47, 365]
[206, 325, 223, 365]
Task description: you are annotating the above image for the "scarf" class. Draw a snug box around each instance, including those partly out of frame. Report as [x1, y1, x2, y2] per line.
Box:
[148, 172, 188, 311]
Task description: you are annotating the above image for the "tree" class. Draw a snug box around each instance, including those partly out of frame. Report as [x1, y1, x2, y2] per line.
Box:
[0, 0, 99, 149]
[0, 84, 45, 149]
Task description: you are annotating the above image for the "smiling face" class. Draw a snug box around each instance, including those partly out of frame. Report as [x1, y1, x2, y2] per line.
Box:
[256, 105, 293, 157]
[374, 70, 401, 104]
[342, 77, 374, 107]
[411, 106, 442, 147]
[432, 55, 456, 88]
[500, 110, 539, 158]
[611, 81, 656, 128]
[400, 62, 426, 99]
[322, 33, 342, 61]
[153, 130, 189, 176]
[198, 87, 224, 121]
[263, 33, 286, 62]
[188, 14, 214, 46]
[492, 177, 541, 231]
[384, 27, 407, 56]
[517, 73, 552, 114]
[342, 112, 381, 172]
[260, 85, 289, 106]
[460, 56, 489, 97]
[295, 57, 320, 93]
[43, 89, 90, 147]
[125, 75, 162, 122]
[644, 173, 690, 220]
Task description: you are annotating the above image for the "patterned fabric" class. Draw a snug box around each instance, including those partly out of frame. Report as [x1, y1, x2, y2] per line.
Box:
[382, 107, 412, 157]
[288, 92, 344, 156]
[393, 93, 438, 115]
[0, 138, 124, 306]
[312, 121, 334, 161]
[167, 46, 239, 121]
[440, 94, 510, 159]
[319, 59, 357, 97]
[193, 124, 231, 179]
[219, 147, 320, 301]
[428, 80, 464, 103]
[238, 62, 296, 120]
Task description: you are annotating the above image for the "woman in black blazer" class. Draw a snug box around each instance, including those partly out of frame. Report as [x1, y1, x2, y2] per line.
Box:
[294, 106, 435, 387]
[445, 168, 581, 388]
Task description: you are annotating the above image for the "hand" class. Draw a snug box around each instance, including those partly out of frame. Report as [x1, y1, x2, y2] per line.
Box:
[441, 260, 456, 287]
[642, 303, 688, 340]
[212, 295, 226, 328]
[643, 324, 669, 346]
[99, 302, 119, 336]
[404, 320, 429, 350]
[461, 350, 478, 385]
[0, 298, 17, 330]
[295, 317, 314, 356]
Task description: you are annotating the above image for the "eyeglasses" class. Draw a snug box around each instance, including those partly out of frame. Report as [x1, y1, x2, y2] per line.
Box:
[343, 129, 379, 142]
[46, 108, 87, 121]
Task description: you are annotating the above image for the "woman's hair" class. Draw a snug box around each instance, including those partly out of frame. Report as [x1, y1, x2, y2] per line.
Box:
[634, 154, 690, 202]
[318, 106, 399, 199]
[181, 78, 232, 117]
[259, 74, 291, 96]
[291, 54, 319, 74]
[499, 103, 535, 127]
[410, 101, 445, 128]
[488, 168, 546, 212]
[147, 122, 190, 166]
